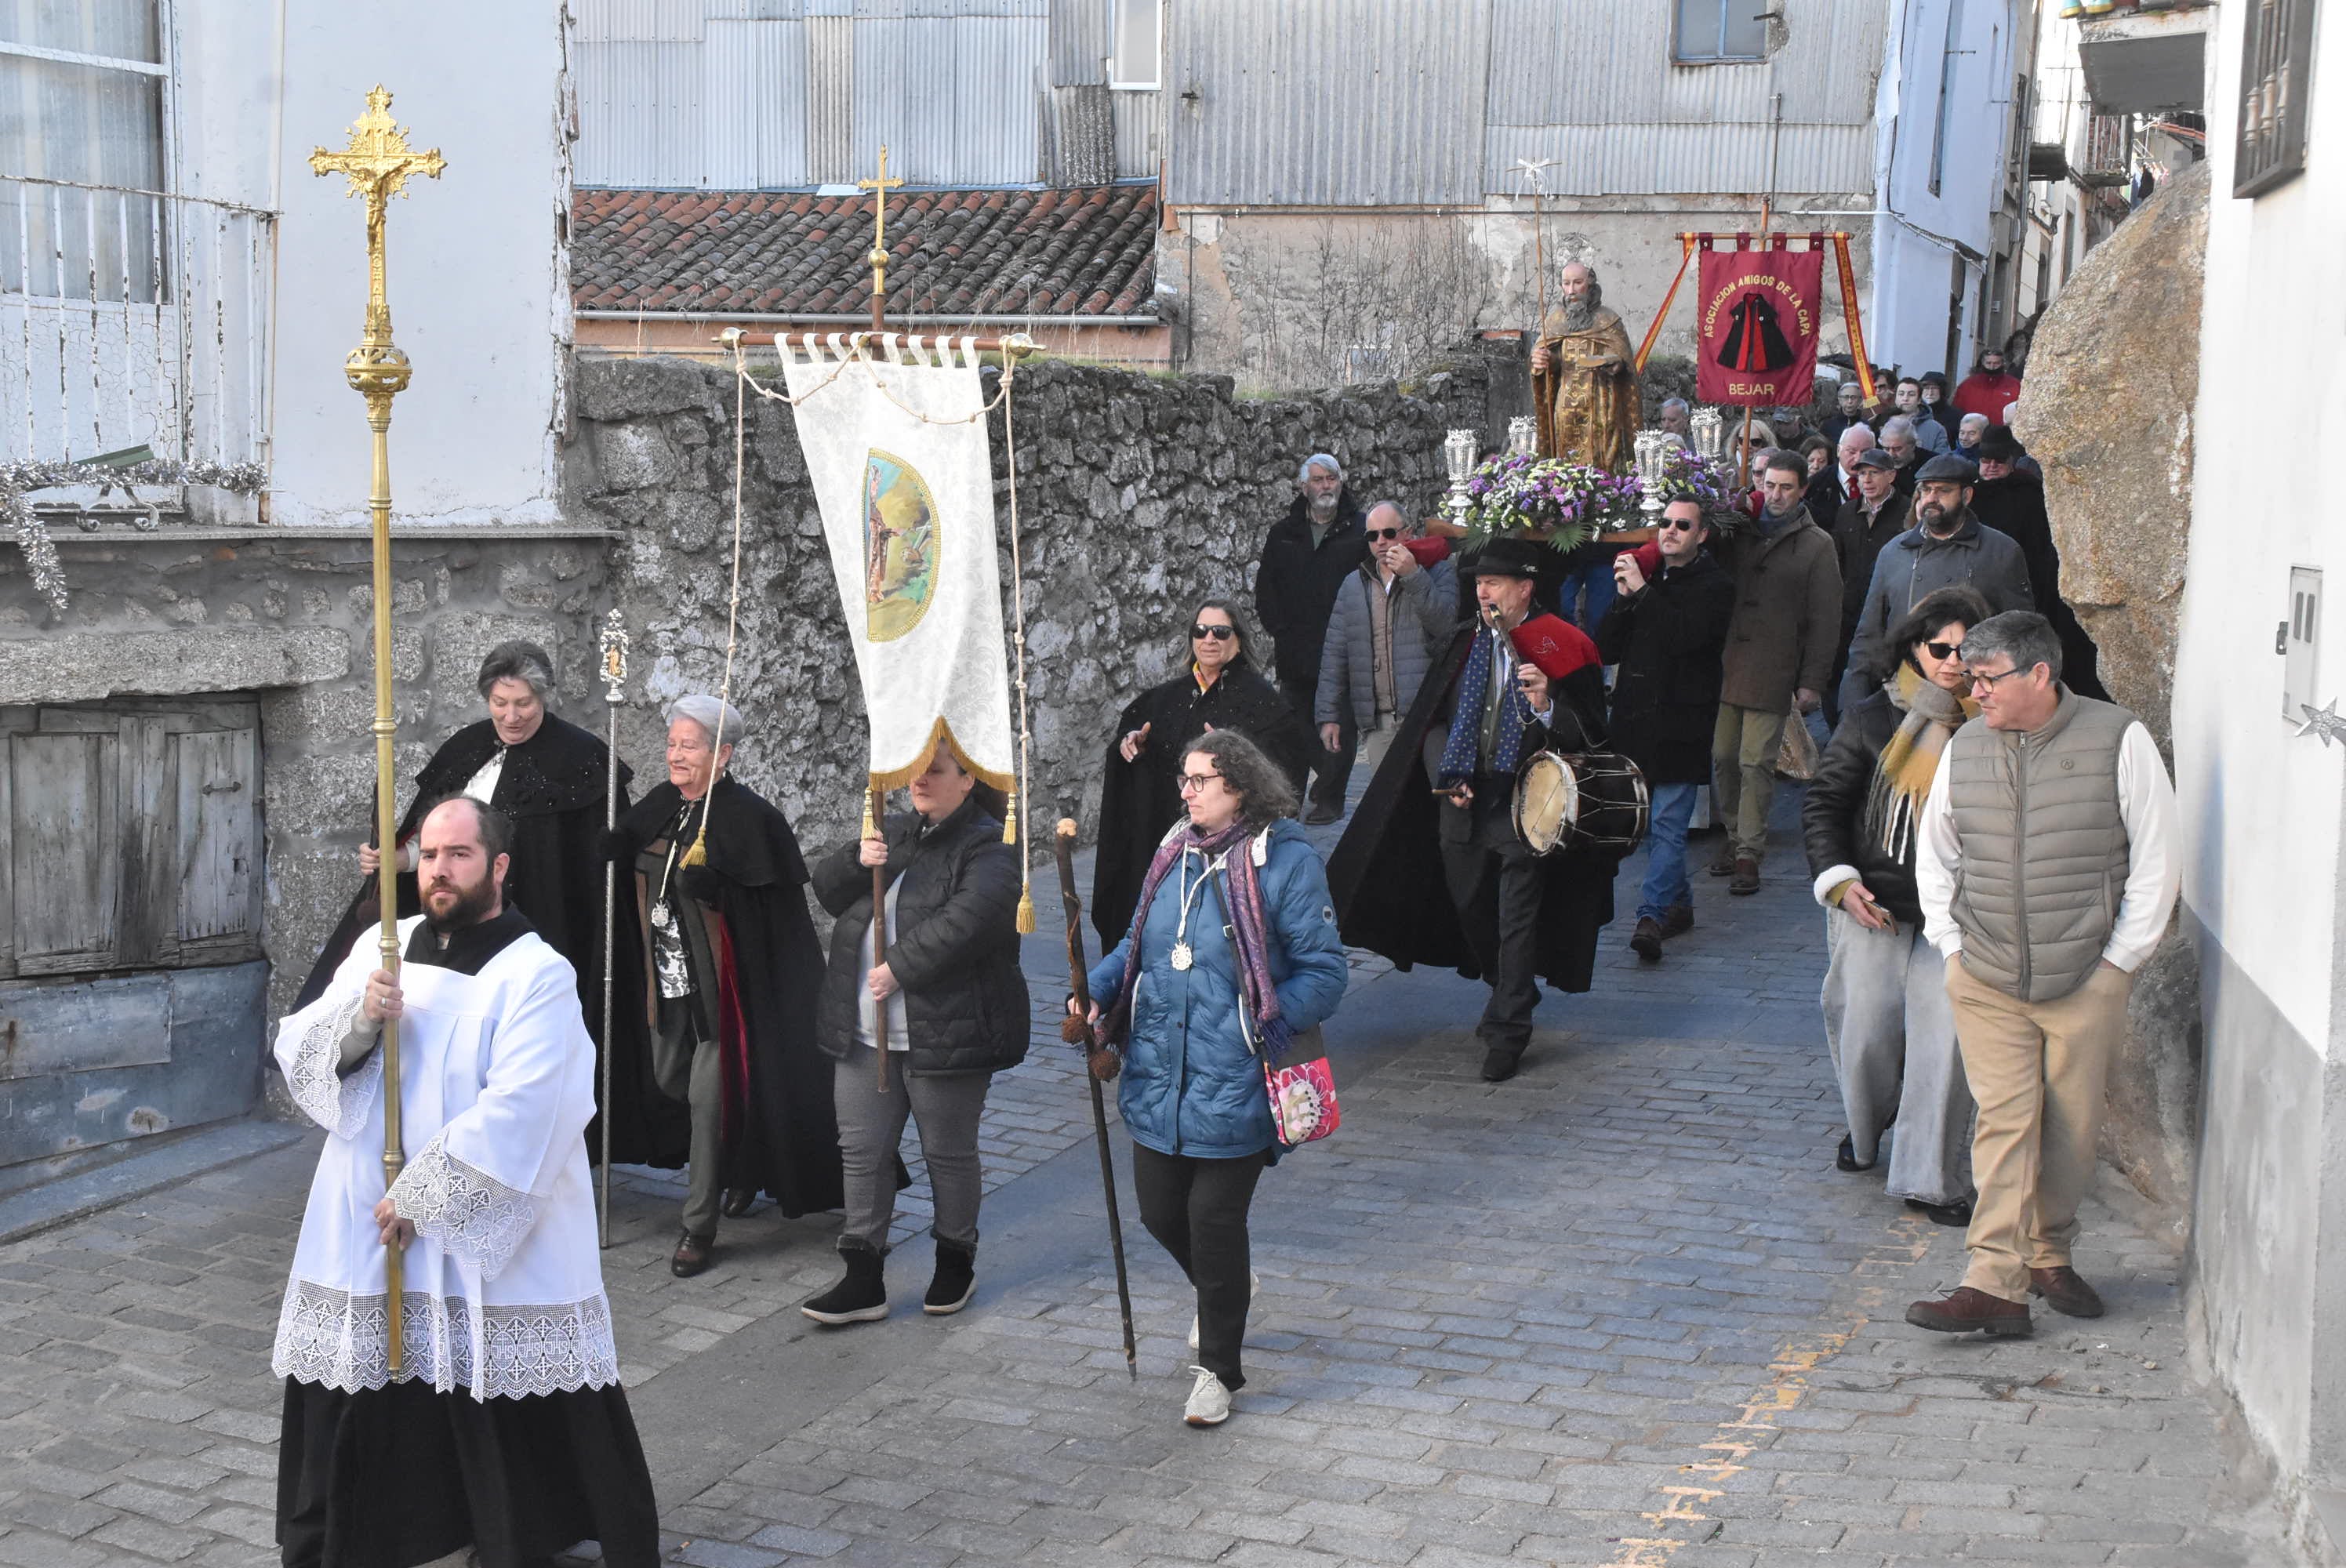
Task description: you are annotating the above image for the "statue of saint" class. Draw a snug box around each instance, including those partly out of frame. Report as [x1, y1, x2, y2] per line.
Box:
[1530, 262, 1640, 474]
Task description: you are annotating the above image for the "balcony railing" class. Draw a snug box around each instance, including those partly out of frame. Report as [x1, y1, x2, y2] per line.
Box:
[0, 176, 274, 489]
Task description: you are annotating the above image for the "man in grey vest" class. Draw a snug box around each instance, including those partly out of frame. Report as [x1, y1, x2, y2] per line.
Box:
[1905, 612, 2178, 1336]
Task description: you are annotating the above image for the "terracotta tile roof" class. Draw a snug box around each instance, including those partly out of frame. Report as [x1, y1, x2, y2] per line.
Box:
[570, 183, 1159, 319]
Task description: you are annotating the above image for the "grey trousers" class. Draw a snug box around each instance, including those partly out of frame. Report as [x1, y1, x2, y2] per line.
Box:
[653, 995, 728, 1242]
[832, 1052, 991, 1253]
[1821, 906, 1975, 1206]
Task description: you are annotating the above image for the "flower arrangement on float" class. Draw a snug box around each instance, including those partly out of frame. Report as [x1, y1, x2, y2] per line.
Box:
[1457, 454, 1645, 553]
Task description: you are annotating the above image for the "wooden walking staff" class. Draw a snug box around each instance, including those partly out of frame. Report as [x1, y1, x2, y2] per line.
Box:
[310, 87, 445, 1377]
[869, 783, 892, 1094]
[597, 611, 630, 1248]
[1052, 820, 1138, 1381]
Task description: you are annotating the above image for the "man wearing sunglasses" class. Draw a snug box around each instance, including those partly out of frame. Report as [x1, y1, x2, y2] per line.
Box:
[1315, 502, 1460, 815]
[1839, 452, 2036, 714]
[1597, 498, 1734, 961]
[1255, 453, 1368, 823]
[1905, 611, 2177, 1338]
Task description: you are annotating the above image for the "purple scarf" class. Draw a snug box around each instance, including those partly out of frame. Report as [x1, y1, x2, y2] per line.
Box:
[1102, 818, 1295, 1062]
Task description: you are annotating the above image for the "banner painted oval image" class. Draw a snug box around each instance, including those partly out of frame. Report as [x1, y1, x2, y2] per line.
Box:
[862, 448, 938, 643]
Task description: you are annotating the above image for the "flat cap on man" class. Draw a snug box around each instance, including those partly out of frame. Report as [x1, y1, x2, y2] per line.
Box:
[1853, 447, 1900, 473]
[1468, 535, 1545, 581]
[1915, 453, 1980, 485]
[1976, 425, 2025, 463]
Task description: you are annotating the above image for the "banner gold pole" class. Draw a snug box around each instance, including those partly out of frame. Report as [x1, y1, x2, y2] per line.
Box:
[310, 88, 444, 1378]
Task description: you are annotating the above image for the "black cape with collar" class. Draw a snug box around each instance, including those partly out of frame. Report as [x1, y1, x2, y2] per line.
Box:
[1091, 659, 1315, 947]
[293, 713, 676, 1167]
[1327, 622, 1620, 994]
[612, 776, 841, 1217]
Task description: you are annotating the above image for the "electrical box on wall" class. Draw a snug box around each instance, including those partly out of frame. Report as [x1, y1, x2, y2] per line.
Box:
[2282, 566, 2322, 720]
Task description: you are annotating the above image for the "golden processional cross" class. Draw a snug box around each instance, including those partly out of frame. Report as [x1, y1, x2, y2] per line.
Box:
[858, 144, 906, 330]
[308, 85, 444, 1379]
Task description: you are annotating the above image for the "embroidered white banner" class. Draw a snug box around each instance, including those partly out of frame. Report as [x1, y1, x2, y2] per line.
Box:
[780, 336, 1014, 792]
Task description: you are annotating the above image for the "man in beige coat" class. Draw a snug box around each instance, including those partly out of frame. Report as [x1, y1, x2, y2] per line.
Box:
[1709, 448, 1842, 894]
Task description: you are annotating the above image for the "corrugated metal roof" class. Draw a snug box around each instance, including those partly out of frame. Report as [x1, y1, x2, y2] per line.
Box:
[575, 40, 706, 187]
[1486, 121, 1875, 198]
[807, 13, 853, 182]
[1049, 0, 1106, 84]
[1487, 0, 1883, 128]
[1113, 87, 1160, 178]
[848, 13, 1044, 185]
[705, 18, 812, 187]
[1166, 0, 1491, 205]
[575, 0, 707, 44]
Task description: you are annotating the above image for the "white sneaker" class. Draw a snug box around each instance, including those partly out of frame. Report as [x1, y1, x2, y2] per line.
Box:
[1188, 1270, 1262, 1351]
[1183, 1364, 1232, 1427]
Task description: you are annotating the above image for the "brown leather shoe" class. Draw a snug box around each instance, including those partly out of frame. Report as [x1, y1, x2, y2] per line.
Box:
[721, 1187, 757, 1218]
[2028, 1265, 2105, 1319]
[1905, 1286, 2032, 1336]
[1728, 857, 1761, 895]
[1706, 846, 1738, 877]
[1629, 917, 1664, 962]
[1658, 903, 1695, 939]
[670, 1231, 714, 1278]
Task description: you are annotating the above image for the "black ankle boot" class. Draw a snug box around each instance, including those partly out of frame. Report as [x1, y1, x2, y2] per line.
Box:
[924, 1239, 976, 1316]
[801, 1243, 888, 1325]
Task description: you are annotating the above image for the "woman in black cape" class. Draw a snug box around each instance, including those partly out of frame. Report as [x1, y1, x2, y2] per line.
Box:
[1091, 598, 1315, 946]
[295, 642, 685, 1170]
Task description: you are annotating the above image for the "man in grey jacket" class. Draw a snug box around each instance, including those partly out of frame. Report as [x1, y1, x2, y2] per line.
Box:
[1839, 454, 2033, 711]
[1315, 501, 1460, 811]
[1905, 612, 2178, 1337]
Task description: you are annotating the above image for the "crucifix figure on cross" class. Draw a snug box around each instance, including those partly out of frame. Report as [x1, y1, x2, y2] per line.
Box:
[308, 86, 446, 361]
[859, 145, 906, 331]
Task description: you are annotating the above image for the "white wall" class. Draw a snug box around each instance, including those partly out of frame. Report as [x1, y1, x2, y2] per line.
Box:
[2172, 0, 2346, 1483]
[267, 1, 572, 528]
[1867, 0, 2024, 373]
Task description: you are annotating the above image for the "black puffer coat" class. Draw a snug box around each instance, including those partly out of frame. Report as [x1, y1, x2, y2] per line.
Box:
[812, 796, 1030, 1076]
[1801, 686, 1923, 925]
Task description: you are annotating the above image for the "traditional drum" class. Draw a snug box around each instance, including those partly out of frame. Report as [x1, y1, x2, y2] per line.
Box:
[1513, 750, 1649, 857]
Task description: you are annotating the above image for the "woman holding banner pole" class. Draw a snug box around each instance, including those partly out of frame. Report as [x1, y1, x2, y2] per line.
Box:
[803, 742, 1030, 1326]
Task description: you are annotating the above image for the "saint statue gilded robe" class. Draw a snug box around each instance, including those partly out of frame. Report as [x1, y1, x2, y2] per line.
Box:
[1532, 299, 1640, 474]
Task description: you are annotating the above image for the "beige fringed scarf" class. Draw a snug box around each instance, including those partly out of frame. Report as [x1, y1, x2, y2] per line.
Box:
[1861, 665, 1980, 864]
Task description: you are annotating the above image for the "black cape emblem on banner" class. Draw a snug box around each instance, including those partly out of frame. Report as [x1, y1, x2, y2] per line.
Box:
[1717, 291, 1796, 374]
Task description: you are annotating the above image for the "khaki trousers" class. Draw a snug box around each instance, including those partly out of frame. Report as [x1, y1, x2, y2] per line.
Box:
[1945, 956, 2132, 1301]
[1710, 702, 1788, 862]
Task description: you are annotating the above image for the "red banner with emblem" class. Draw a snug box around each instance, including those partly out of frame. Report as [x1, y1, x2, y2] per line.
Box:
[1694, 243, 1825, 407]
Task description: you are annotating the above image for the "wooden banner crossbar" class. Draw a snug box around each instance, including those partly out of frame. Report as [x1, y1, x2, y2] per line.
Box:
[1635, 230, 1876, 405]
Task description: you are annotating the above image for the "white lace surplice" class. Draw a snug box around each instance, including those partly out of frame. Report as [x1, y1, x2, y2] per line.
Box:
[272, 916, 619, 1401]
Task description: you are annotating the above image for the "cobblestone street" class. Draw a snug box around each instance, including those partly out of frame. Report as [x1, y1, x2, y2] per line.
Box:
[0, 807, 2290, 1568]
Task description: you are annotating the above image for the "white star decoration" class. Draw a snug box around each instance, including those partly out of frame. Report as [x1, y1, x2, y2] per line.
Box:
[2295, 700, 2346, 747]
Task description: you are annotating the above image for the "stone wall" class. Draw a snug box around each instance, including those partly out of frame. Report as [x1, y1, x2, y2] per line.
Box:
[2012, 165, 2211, 1209]
[0, 528, 620, 1022]
[568, 351, 1503, 863]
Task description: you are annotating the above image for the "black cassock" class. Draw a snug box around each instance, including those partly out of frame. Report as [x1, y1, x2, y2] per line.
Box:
[1091, 660, 1315, 946]
[612, 778, 844, 1217]
[1327, 624, 1619, 995]
[1717, 290, 1796, 374]
[295, 714, 686, 1168]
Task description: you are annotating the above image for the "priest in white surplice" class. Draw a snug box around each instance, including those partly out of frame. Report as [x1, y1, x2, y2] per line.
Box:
[271, 795, 659, 1568]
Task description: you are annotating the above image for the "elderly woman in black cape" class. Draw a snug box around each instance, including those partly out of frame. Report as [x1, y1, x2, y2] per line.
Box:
[1092, 599, 1314, 946]
[296, 641, 682, 1171]
[608, 695, 842, 1278]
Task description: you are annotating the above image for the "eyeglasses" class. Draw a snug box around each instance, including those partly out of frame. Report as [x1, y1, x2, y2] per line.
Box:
[1365, 527, 1404, 541]
[1924, 639, 1966, 660]
[1177, 771, 1225, 793]
[1190, 624, 1236, 641]
[1658, 517, 1701, 534]
[1966, 666, 2031, 691]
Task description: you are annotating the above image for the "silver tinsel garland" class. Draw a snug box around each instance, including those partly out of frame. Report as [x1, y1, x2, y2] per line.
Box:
[1, 459, 268, 612]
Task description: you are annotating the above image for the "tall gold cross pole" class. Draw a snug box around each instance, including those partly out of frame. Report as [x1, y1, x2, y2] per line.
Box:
[859, 145, 906, 331]
[308, 85, 444, 1381]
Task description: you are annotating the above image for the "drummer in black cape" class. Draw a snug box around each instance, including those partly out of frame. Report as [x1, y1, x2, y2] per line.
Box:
[606, 695, 843, 1277]
[1327, 535, 1626, 1083]
[1092, 597, 1316, 947]
[296, 641, 681, 1169]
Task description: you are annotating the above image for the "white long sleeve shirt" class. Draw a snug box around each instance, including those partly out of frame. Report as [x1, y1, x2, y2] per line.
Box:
[1914, 718, 2180, 973]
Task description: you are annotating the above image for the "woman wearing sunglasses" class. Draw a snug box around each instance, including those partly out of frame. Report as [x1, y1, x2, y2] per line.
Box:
[1800, 584, 1992, 1227]
[1092, 600, 1315, 947]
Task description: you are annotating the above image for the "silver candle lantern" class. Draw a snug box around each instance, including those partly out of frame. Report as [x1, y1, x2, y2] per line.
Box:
[1444, 427, 1480, 529]
[1634, 430, 1669, 518]
[1690, 406, 1725, 463]
[1505, 415, 1537, 459]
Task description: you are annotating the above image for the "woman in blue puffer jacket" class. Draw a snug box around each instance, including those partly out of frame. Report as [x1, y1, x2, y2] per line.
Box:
[1077, 729, 1349, 1430]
